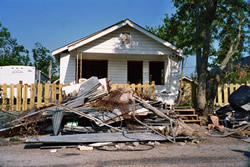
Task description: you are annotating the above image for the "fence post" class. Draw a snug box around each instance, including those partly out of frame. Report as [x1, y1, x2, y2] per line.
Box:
[229, 84, 234, 95]
[151, 81, 156, 99]
[37, 84, 43, 108]
[217, 85, 222, 106]
[235, 83, 240, 89]
[145, 84, 149, 95]
[29, 84, 35, 110]
[137, 84, 142, 94]
[58, 84, 63, 104]
[51, 84, 56, 103]
[118, 84, 124, 89]
[44, 84, 50, 106]
[10, 84, 15, 111]
[22, 84, 28, 111]
[131, 84, 136, 91]
[224, 84, 228, 104]
[2, 84, 7, 110]
[16, 82, 22, 111]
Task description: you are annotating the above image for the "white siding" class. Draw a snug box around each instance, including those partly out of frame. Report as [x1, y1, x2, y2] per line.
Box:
[60, 53, 75, 84]
[143, 61, 149, 84]
[78, 25, 174, 55]
[108, 59, 127, 84]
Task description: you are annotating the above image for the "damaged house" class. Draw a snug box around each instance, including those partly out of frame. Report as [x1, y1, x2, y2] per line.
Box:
[52, 19, 184, 104]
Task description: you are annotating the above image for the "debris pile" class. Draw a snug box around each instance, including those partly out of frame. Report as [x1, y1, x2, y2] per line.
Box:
[208, 85, 250, 140]
[0, 77, 205, 150]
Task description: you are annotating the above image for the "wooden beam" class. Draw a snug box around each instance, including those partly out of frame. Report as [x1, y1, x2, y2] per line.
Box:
[80, 52, 82, 79]
[76, 52, 79, 83]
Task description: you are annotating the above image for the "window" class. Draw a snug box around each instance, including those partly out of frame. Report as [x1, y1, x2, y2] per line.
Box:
[80, 60, 108, 79]
[127, 61, 143, 84]
[149, 61, 164, 85]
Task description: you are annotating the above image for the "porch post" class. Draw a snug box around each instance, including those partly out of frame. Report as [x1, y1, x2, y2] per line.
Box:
[76, 52, 79, 83]
[80, 52, 83, 79]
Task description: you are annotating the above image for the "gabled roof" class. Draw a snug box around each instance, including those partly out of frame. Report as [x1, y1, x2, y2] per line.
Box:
[52, 19, 184, 58]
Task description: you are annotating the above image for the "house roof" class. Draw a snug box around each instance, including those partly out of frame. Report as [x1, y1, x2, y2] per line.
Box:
[180, 76, 198, 84]
[223, 56, 250, 72]
[52, 19, 184, 59]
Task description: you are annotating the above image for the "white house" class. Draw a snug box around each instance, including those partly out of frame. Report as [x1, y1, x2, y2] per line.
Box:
[52, 19, 184, 104]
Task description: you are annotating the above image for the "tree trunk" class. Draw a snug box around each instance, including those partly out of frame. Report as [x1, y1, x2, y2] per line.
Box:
[195, 2, 207, 111]
[196, 0, 217, 114]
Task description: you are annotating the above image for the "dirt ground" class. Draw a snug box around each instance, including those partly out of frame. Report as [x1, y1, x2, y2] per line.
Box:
[0, 135, 249, 167]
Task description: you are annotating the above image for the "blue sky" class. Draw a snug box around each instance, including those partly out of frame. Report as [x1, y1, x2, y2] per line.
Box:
[0, 0, 196, 76]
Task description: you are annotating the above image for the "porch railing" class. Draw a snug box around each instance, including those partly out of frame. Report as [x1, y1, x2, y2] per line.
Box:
[111, 81, 156, 99]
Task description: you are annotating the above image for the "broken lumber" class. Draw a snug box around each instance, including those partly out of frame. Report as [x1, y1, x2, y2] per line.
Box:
[133, 95, 174, 123]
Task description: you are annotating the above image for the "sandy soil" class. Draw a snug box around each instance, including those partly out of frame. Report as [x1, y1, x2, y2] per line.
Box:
[0, 136, 249, 167]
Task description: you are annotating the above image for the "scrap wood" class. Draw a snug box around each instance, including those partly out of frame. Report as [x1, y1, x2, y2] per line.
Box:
[132, 95, 177, 142]
[131, 105, 175, 143]
[133, 95, 174, 123]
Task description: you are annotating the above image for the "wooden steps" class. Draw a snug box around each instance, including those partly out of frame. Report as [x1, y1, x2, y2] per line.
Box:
[174, 107, 201, 125]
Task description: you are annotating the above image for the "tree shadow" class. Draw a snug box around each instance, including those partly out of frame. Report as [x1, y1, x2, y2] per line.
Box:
[232, 149, 250, 158]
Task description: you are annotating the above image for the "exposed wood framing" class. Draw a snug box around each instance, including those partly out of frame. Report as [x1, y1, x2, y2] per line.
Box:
[76, 52, 79, 83]
[80, 52, 83, 79]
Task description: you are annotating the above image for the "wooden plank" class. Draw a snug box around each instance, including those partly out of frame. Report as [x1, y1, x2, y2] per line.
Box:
[10, 84, 15, 111]
[16, 83, 22, 111]
[235, 83, 240, 90]
[131, 84, 135, 91]
[22, 84, 28, 111]
[125, 84, 130, 89]
[175, 109, 195, 114]
[80, 52, 82, 79]
[51, 84, 56, 103]
[44, 84, 50, 106]
[58, 84, 63, 103]
[37, 84, 43, 108]
[224, 84, 228, 105]
[229, 84, 234, 95]
[145, 84, 149, 95]
[137, 83, 142, 93]
[217, 85, 222, 106]
[151, 81, 156, 99]
[29, 84, 35, 109]
[111, 84, 117, 90]
[178, 114, 198, 117]
[2, 84, 7, 110]
[76, 52, 79, 83]
[118, 83, 124, 89]
[183, 120, 201, 125]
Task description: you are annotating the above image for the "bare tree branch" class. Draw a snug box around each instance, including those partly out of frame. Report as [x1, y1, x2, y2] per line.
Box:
[220, 15, 248, 70]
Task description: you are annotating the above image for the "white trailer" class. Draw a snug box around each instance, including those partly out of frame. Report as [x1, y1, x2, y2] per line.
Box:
[0, 65, 49, 85]
[0, 66, 50, 98]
